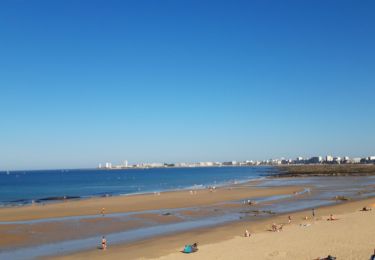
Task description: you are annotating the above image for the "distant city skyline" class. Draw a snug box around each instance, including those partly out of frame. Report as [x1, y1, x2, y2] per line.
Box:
[97, 154, 375, 170]
[1, 1, 374, 170]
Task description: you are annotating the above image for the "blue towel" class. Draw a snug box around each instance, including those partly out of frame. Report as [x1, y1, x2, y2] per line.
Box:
[183, 245, 193, 253]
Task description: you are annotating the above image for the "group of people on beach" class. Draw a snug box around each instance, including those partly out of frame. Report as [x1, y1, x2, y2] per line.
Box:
[269, 208, 315, 233]
[95, 193, 374, 257]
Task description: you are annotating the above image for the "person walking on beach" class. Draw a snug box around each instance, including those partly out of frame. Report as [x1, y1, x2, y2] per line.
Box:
[101, 236, 107, 250]
[101, 207, 106, 216]
[288, 215, 292, 224]
[312, 208, 315, 218]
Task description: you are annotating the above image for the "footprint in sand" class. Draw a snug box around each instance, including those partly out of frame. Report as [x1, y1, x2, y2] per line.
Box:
[267, 251, 287, 258]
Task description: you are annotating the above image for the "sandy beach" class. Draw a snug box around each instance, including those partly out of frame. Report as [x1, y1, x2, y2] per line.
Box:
[1, 175, 375, 260]
[53, 197, 375, 260]
[0, 182, 294, 222]
[0, 181, 298, 251]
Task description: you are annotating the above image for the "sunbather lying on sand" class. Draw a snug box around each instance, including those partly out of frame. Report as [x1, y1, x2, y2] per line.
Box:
[327, 214, 338, 221]
[360, 206, 371, 211]
[271, 223, 283, 232]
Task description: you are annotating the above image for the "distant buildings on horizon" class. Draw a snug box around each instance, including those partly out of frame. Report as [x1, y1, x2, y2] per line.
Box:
[98, 155, 375, 170]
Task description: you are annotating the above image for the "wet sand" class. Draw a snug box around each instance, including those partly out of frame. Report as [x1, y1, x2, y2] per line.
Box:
[0, 218, 146, 250]
[0, 182, 298, 251]
[52, 197, 375, 260]
[0, 183, 295, 222]
[132, 213, 183, 224]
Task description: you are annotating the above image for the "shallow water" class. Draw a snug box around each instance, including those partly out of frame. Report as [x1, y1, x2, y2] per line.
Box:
[0, 214, 241, 260]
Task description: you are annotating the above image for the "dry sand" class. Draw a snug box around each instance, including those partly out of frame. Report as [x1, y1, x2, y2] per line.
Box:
[52, 197, 375, 260]
[153, 206, 375, 259]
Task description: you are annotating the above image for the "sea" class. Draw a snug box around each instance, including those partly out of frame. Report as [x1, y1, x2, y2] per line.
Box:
[0, 166, 274, 206]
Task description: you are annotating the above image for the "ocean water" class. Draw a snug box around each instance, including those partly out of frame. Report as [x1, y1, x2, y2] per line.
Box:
[0, 166, 274, 205]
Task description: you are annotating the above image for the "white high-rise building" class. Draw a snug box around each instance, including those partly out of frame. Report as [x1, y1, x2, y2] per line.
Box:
[124, 160, 128, 168]
[353, 158, 362, 163]
[326, 155, 333, 162]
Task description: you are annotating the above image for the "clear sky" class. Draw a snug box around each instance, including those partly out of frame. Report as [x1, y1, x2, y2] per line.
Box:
[1, 0, 374, 170]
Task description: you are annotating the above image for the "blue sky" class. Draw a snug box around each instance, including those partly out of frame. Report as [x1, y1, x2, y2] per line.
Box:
[1, 0, 374, 170]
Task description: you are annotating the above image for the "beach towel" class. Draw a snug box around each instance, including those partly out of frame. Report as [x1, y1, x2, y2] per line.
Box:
[183, 245, 193, 253]
[182, 244, 198, 254]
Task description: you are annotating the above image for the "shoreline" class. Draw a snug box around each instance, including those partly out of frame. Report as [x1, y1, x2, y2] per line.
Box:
[0, 179, 293, 222]
[0, 167, 274, 208]
[0, 176, 267, 208]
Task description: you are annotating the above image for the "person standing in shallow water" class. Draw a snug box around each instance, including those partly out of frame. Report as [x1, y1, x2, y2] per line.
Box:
[101, 236, 107, 250]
